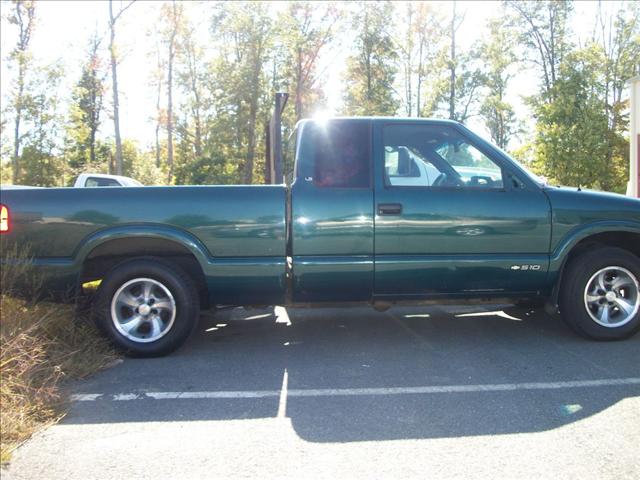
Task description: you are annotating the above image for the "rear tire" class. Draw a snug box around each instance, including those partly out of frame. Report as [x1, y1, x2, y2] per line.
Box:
[559, 247, 640, 340]
[94, 258, 200, 357]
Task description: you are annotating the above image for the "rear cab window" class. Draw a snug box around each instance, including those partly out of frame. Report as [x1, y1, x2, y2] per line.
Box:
[85, 177, 121, 187]
[306, 120, 371, 189]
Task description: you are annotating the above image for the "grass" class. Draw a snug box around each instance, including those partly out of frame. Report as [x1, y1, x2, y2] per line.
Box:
[0, 245, 118, 464]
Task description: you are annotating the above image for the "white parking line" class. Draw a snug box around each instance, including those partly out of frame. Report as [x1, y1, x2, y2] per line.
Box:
[70, 377, 640, 402]
[277, 368, 289, 418]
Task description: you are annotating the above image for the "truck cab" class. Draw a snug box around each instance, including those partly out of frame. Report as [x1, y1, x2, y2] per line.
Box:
[289, 118, 551, 304]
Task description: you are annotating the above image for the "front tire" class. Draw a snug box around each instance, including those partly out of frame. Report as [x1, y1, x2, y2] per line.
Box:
[559, 247, 640, 340]
[94, 258, 200, 357]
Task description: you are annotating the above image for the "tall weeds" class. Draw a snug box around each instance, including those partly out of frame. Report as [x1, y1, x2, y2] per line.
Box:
[0, 244, 118, 463]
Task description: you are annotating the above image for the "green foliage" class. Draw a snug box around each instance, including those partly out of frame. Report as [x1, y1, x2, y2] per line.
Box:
[0, 1, 636, 194]
[17, 64, 65, 186]
[394, 2, 447, 117]
[523, 2, 639, 193]
[121, 139, 166, 185]
[422, 3, 484, 123]
[64, 34, 108, 178]
[276, 2, 340, 121]
[18, 145, 65, 187]
[1, 162, 13, 184]
[506, 0, 573, 97]
[205, 1, 273, 184]
[479, 15, 517, 149]
[532, 48, 625, 192]
[343, 1, 399, 116]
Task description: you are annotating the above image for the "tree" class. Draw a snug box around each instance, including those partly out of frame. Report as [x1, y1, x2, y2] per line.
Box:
[479, 16, 517, 149]
[506, 0, 573, 100]
[162, 0, 184, 183]
[150, 28, 165, 168]
[7, 0, 36, 184]
[179, 17, 205, 161]
[121, 139, 165, 185]
[394, 2, 446, 117]
[65, 32, 107, 174]
[416, 2, 482, 122]
[19, 64, 66, 186]
[210, 2, 273, 184]
[448, 1, 460, 120]
[343, 1, 399, 116]
[514, 1, 638, 193]
[108, 0, 135, 175]
[532, 48, 615, 190]
[277, 2, 341, 122]
[437, 2, 484, 123]
[595, 3, 640, 188]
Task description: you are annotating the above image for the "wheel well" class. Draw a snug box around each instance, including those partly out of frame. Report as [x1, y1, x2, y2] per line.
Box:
[81, 237, 209, 308]
[553, 231, 640, 304]
[566, 232, 640, 264]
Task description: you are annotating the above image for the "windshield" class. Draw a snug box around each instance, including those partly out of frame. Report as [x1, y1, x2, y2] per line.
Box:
[516, 162, 547, 186]
[488, 142, 548, 187]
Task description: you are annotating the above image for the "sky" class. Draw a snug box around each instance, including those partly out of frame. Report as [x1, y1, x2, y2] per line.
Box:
[0, 0, 624, 151]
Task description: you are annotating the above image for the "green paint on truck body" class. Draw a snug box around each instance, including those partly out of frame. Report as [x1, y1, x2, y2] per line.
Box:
[1, 118, 639, 307]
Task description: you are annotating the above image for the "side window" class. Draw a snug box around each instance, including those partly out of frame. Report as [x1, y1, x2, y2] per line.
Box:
[383, 124, 504, 189]
[384, 146, 440, 187]
[311, 121, 370, 188]
[86, 177, 121, 187]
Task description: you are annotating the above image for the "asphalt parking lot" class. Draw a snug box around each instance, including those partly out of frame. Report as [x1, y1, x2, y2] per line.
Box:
[6, 305, 640, 479]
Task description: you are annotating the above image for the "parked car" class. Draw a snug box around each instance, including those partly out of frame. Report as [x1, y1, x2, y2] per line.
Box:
[73, 173, 143, 187]
[0, 173, 142, 191]
[1, 111, 639, 356]
[0, 184, 43, 189]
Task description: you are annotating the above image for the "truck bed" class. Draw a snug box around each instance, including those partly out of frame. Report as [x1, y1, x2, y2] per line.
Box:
[1, 185, 287, 304]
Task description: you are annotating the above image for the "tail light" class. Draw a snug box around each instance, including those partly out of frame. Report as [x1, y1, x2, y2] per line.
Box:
[0, 204, 10, 233]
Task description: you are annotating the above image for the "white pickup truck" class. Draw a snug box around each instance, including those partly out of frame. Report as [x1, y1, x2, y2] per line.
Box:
[73, 173, 142, 187]
[2, 174, 142, 190]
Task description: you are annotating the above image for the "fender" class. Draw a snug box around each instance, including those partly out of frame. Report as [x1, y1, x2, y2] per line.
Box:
[72, 224, 213, 269]
[547, 220, 640, 303]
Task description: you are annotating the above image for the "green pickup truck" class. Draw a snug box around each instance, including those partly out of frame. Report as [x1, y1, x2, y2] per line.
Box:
[2, 110, 640, 356]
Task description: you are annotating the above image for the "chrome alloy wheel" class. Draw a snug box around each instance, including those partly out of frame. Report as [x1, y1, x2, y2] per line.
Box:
[584, 266, 640, 328]
[110, 277, 177, 343]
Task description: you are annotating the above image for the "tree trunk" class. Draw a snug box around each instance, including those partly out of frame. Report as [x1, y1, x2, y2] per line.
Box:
[295, 47, 303, 122]
[11, 1, 35, 184]
[155, 89, 161, 167]
[154, 36, 162, 168]
[90, 128, 96, 164]
[243, 49, 263, 185]
[416, 36, 424, 117]
[449, 1, 456, 121]
[187, 41, 203, 159]
[166, 1, 178, 183]
[12, 75, 22, 183]
[243, 81, 259, 184]
[404, 4, 413, 117]
[109, 0, 124, 175]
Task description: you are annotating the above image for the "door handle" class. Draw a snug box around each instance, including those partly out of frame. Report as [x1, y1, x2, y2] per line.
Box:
[378, 203, 403, 215]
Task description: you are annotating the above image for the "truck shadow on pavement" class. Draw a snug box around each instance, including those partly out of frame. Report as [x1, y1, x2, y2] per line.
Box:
[66, 305, 640, 443]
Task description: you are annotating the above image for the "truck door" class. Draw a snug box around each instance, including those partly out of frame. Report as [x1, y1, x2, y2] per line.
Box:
[373, 122, 551, 298]
[290, 119, 374, 303]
